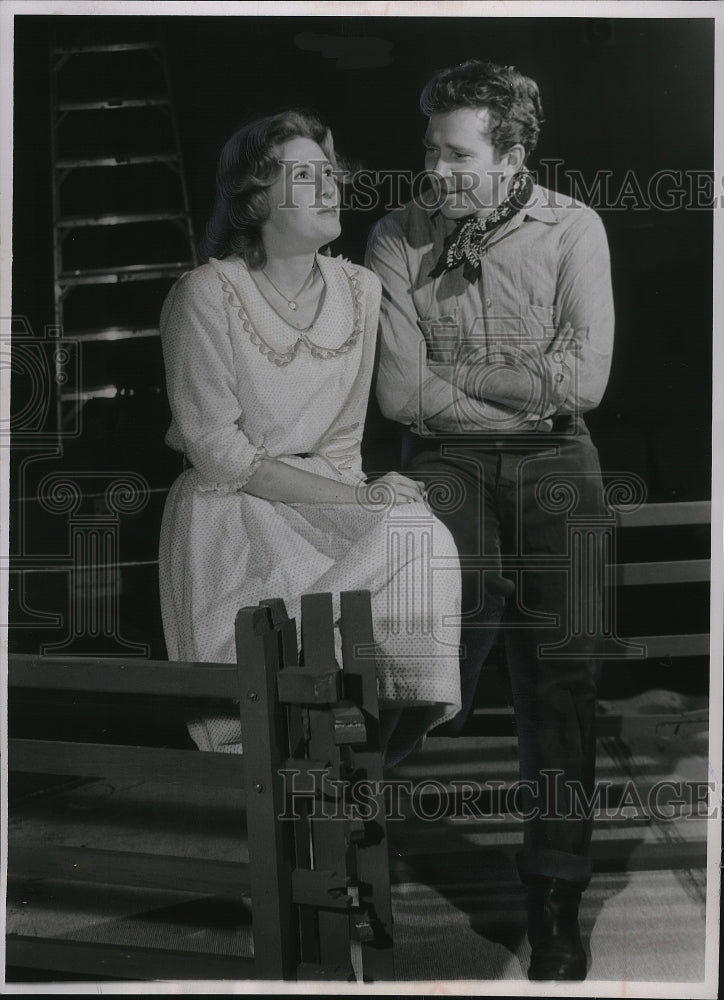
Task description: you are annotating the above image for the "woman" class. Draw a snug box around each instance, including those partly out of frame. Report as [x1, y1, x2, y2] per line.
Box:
[158, 110, 462, 765]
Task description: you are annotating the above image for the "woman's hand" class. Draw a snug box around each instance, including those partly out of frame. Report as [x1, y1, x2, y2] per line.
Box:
[244, 459, 426, 507]
[359, 471, 426, 507]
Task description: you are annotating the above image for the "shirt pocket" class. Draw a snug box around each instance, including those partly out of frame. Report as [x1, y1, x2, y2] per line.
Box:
[419, 309, 461, 362]
[523, 302, 557, 346]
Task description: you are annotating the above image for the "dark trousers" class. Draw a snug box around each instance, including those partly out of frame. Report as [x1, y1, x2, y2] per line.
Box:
[403, 418, 607, 885]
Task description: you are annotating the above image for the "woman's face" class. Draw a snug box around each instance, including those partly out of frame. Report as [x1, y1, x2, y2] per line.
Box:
[262, 136, 341, 253]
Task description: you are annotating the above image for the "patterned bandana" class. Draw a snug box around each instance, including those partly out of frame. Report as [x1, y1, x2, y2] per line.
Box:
[429, 170, 535, 283]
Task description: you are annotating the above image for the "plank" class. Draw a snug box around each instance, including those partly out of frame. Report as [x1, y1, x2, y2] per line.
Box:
[9, 739, 245, 787]
[9, 654, 238, 698]
[5, 935, 255, 981]
[388, 837, 707, 881]
[614, 501, 710, 527]
[619, 633, 710, 658]
[7, 845, 250, 898]
[616, 559, 710, 586]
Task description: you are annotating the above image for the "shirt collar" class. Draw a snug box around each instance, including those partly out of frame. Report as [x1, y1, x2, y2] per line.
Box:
[476, 183, 561, 243]
[430, 182, 560, 234]
[520, 183, 561, 224]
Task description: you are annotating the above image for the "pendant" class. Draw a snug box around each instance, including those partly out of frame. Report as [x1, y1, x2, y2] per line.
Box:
[289, 301, 297, 311]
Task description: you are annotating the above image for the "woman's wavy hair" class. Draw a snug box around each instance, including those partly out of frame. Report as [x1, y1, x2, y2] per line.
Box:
[420, 59, 544, 161]
[198, 109, 338, 269]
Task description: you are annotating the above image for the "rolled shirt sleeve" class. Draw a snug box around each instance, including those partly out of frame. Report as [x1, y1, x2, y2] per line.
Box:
[366, 217, 543, 433]
[366, 219, 454, 427]
[160, 269, 267, 492]
[551, 207, 615, 414]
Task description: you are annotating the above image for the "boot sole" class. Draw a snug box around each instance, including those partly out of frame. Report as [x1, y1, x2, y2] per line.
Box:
[528, 961, 588, 982]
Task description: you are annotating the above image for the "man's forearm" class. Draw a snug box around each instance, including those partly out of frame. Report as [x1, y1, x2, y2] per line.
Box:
[379, 360, 544, 433]
[429, 352, 559, 423]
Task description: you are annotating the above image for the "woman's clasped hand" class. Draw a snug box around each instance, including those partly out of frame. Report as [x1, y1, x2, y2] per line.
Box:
[358, 471, 427, 507]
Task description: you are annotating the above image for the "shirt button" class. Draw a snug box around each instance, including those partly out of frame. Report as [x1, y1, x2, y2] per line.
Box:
[484, 298, 492, 308]
[553, 351, 564, 363]
[555, 373, 565, 383]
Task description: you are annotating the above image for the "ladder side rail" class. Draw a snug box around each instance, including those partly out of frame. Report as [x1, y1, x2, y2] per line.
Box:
[157, 20, 198, 268]
[49, 21, 65, 438]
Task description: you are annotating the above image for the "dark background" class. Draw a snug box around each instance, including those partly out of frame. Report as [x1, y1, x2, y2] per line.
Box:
[9, 14, 714, 726]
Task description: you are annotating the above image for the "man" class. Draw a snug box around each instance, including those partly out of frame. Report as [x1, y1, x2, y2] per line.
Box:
[366, 59, 614, 981]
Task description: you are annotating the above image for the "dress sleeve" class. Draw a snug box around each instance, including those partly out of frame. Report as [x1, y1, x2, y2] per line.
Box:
[160, 268, 267, 493]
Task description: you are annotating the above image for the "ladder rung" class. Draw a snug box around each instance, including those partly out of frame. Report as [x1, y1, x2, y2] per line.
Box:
[59, 386, 162, 403]
[58, 211, 189, 228]
[59, 385, 119, 402]
[53, 41, 161, 55]
[55, 153, 177, 168]
[56, 97, 169, 112]
[65, 326, 160, 343]
[57, 262, 192, 285]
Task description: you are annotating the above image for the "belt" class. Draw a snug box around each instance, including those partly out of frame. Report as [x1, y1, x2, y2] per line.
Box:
[182, 451, 312, 472]
[402, 415, 583, 465]
[550, 414, 574, 433]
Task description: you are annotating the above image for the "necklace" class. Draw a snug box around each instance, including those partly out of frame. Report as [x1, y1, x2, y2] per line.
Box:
[213, 258, 363, 368]
[262, 256, 318, 311]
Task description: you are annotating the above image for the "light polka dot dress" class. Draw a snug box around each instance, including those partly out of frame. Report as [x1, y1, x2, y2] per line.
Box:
[158, 253, 462, 753]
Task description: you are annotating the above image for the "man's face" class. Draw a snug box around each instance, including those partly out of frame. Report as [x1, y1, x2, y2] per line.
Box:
[424, 107, 513, 220]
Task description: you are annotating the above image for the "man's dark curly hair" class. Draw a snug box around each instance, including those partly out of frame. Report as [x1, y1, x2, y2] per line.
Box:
[420, 59, 544, 160]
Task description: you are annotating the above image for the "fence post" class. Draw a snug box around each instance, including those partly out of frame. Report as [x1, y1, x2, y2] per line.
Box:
[260, 597, 318, 968]
[236, 605, 297, 981]
[340, 589, 395, 982]
[298, 592, 356, 981]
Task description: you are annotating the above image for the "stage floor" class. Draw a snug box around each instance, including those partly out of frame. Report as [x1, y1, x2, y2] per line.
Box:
[5, 690, 715, 990]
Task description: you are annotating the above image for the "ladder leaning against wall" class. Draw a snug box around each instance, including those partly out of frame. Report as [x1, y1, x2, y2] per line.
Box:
[49, 17, 197, 437]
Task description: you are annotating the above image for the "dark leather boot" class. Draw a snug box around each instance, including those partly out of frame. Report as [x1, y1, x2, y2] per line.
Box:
[526, 875, 588, 981]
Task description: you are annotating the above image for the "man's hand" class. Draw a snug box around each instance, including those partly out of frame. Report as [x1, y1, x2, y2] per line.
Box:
[429, 322, 578, 418]
[545, 321, 579, 361]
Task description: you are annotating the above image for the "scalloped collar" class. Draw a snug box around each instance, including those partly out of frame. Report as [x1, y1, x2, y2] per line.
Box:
[209, 254, 364, 367]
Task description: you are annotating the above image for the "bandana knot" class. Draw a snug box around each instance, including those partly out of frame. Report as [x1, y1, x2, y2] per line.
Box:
[429, 171, 534, 283]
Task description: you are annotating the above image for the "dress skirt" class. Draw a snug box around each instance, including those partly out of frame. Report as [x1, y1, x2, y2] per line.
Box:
[159, 465, 462, 753]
